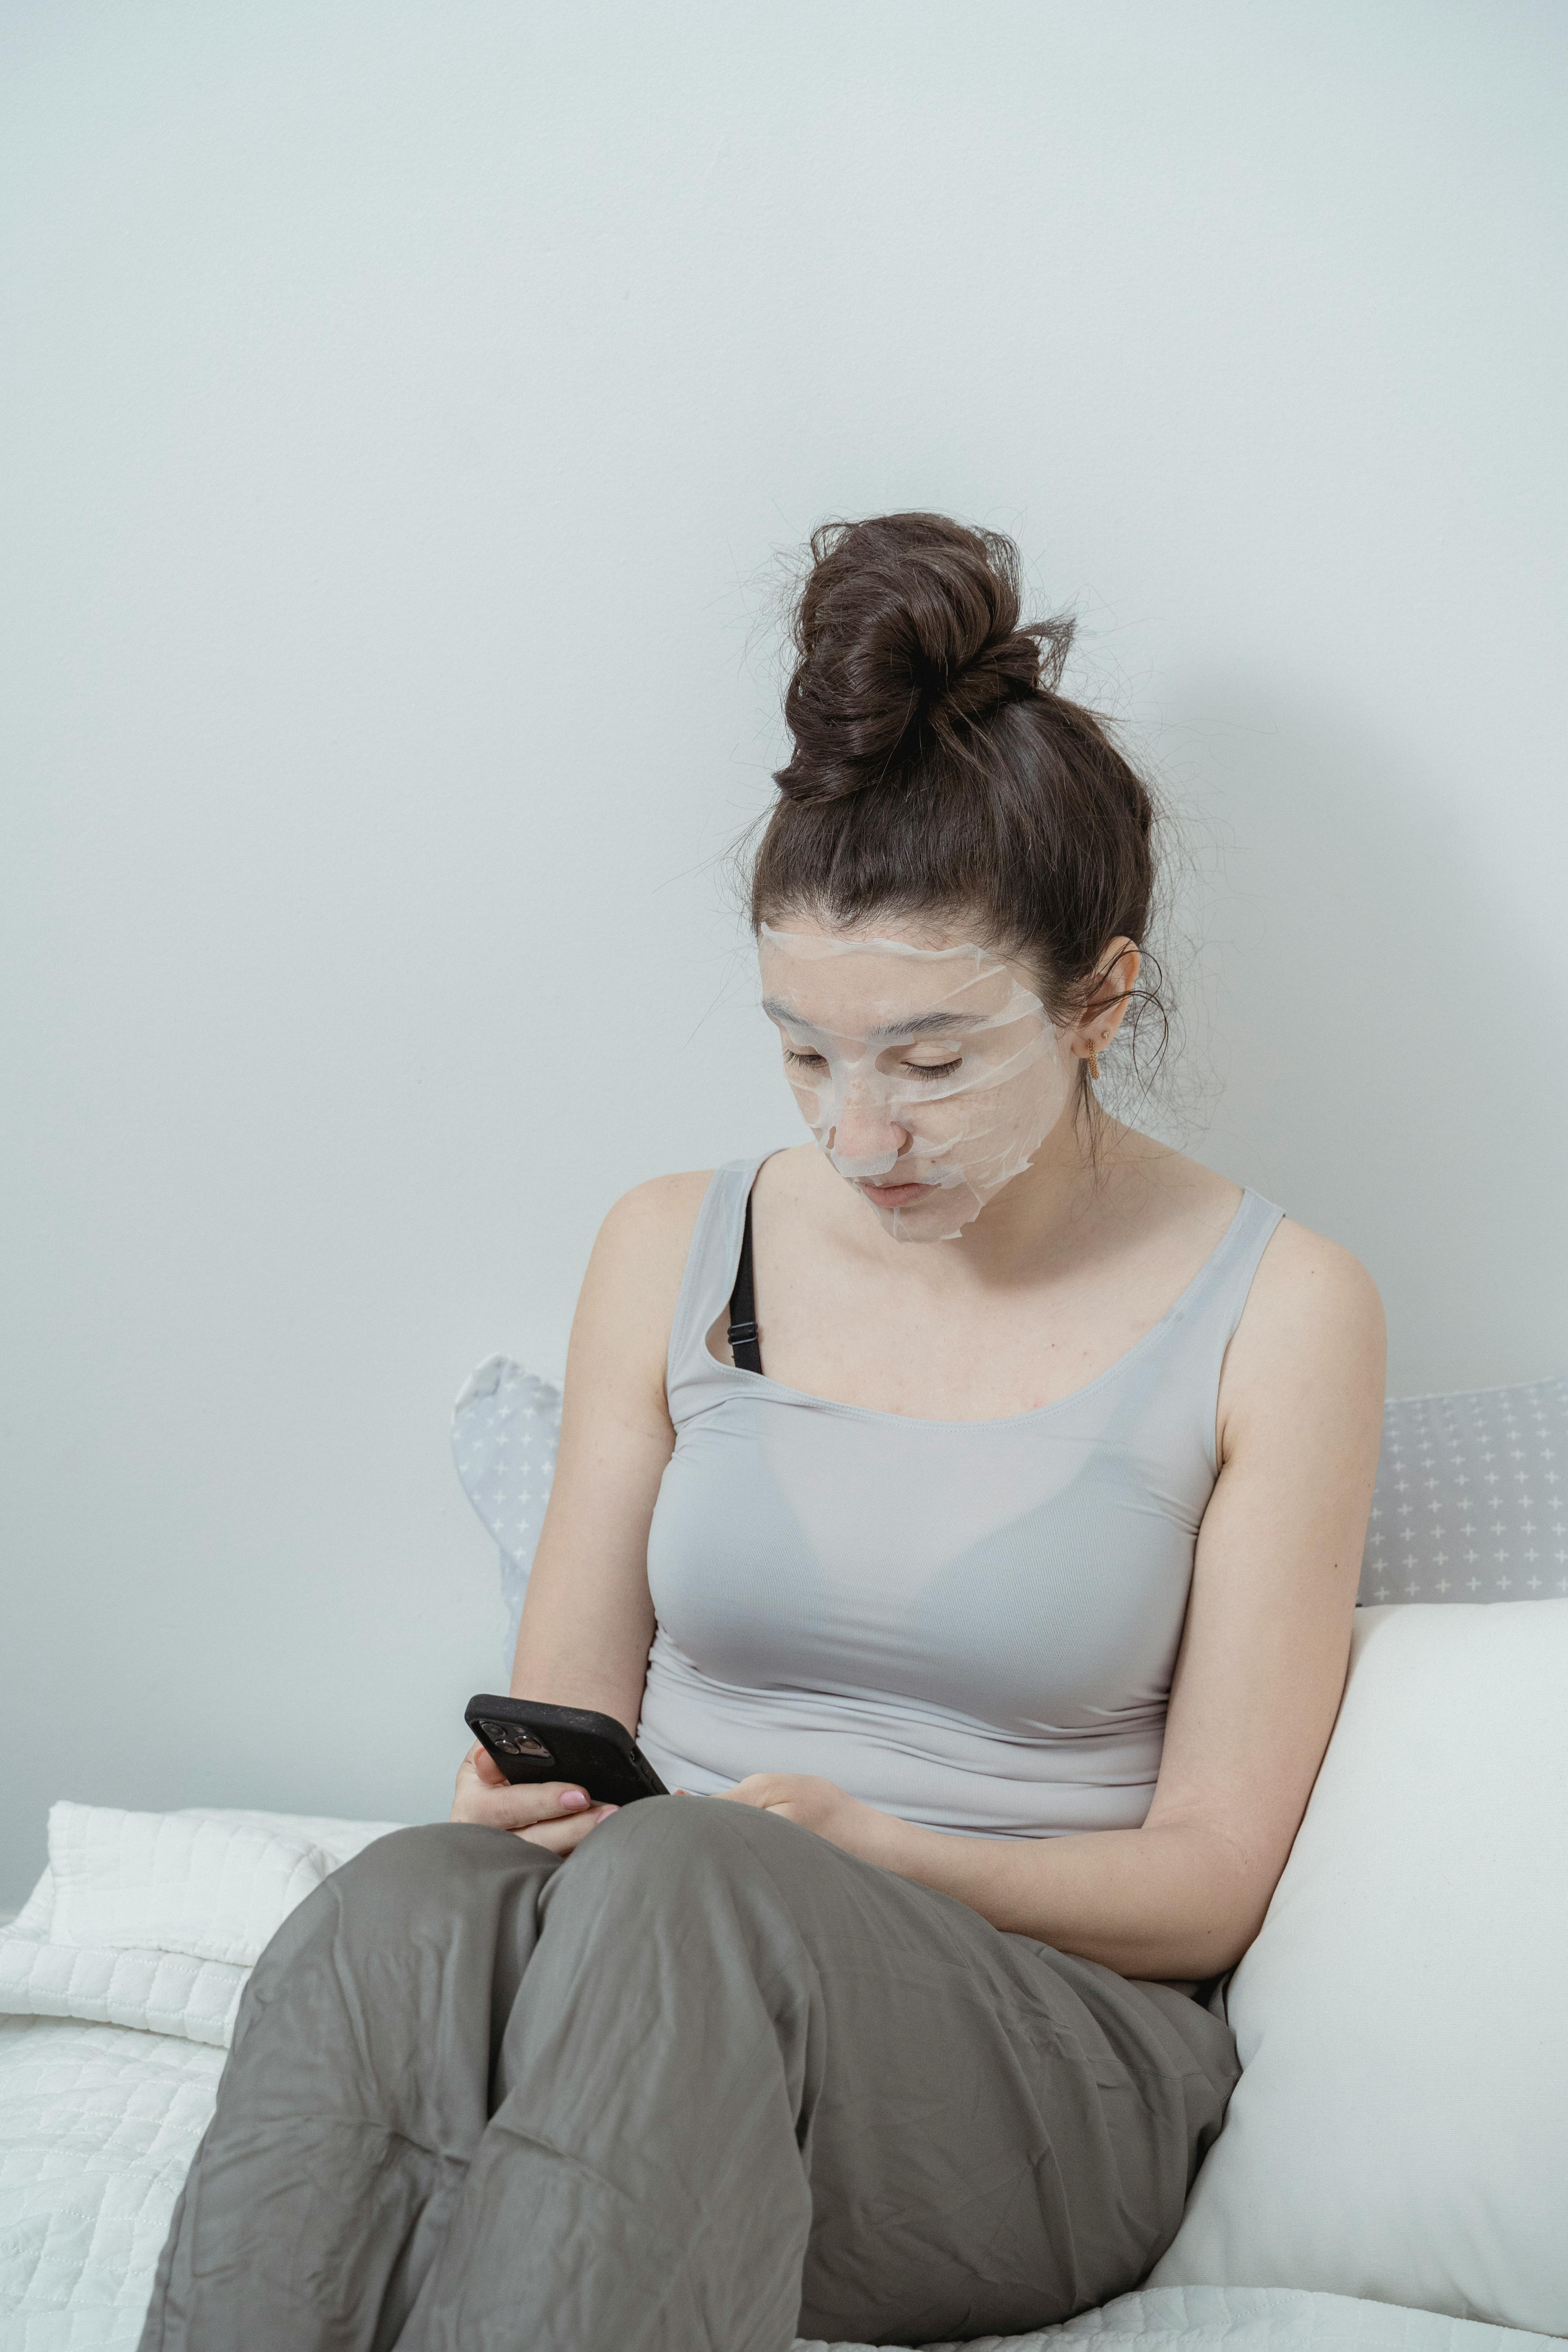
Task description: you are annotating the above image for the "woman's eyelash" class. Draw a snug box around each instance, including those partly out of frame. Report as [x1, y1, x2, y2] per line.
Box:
[782, 1048, 963, 1079]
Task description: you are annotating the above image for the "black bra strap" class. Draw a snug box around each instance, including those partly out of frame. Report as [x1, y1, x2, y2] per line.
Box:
[726, 1186, 763, 1375]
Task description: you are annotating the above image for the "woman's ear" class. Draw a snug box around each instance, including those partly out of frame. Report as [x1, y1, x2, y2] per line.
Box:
[1068, 938, 1141, 1065]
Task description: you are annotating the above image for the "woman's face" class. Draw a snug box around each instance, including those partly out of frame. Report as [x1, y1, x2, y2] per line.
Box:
[758, 913, 1074, 1242]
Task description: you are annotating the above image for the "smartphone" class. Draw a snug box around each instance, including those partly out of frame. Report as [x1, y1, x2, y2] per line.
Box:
[465, 1694, 668, 1810]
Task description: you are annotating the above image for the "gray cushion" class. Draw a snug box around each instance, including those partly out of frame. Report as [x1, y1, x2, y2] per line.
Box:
[451, 1355, 561, 1670]
[1359, 1376, 1568, 1605]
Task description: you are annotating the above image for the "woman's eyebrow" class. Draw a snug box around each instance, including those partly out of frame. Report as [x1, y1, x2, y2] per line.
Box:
[761, 998, 977, 1042]
[868, 1010, 980, 1040]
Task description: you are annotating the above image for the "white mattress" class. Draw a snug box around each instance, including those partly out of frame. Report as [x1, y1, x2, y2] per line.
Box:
[0, 2013, 223, 2351]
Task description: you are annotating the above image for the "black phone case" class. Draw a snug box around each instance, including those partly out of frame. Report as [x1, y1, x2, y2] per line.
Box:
[465, 1694, 669, 1808]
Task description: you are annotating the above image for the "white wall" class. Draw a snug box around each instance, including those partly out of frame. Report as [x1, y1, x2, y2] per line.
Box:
[3, 0, 1564, 1906]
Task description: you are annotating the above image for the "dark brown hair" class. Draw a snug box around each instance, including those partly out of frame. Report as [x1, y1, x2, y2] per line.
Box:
[750, 512, 1166, 1091]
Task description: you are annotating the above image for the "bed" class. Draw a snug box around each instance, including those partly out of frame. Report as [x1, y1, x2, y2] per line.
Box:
[4, 1371, 1565, 2350]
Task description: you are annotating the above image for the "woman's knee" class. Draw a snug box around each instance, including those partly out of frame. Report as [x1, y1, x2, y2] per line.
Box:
[555, 1790, 786, 1905]
[325, 1821, 548, 1930]
[624, 1791, 789, 1858]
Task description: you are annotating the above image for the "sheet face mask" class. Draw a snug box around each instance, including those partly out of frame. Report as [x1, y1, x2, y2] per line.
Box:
[759, 926, 1071, 1241]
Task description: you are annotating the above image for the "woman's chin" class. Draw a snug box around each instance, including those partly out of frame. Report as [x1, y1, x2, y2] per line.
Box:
[855, 1179, 934, 1212]
[852, 1179, 982, 1244]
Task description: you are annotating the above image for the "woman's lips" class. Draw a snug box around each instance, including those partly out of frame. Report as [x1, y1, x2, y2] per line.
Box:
[857, 1179, 933, 1210]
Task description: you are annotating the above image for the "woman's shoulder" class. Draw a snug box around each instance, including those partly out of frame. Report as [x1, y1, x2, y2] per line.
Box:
[595, 1147, 815, 1259]
[1242, 1209, 1385, 1343]
[569, 1172, 722, 1406]
[1218, 1198, 1386, 1452]
[1120, 1135, 1384, 1383]
[1126, 1137, 1379, 1316]
[592, 1169, 717, 1281]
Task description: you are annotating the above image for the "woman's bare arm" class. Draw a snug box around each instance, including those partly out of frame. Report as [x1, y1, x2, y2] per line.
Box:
[717, 1219, 1387, 1980]
[450, 1171, 710, 1852]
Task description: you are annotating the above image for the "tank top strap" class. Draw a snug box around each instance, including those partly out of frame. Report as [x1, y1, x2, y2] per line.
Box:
[666, 1152, 774, 1405]
[1205, 1187, 1287, 1336]
[665, 1161, 1286, 1439]
[1174, 1185, 1287, 1471]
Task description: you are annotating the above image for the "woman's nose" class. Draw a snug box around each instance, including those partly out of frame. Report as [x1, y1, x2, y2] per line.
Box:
[830, 1098, 910, 1164]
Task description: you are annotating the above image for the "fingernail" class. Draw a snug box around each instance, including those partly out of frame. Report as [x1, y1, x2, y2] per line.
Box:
[560, 1789, 590, 1811]
[597, 1803, 619, 1818]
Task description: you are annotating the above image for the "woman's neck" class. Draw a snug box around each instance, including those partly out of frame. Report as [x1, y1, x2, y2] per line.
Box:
[816, 1107, 1173, 1296]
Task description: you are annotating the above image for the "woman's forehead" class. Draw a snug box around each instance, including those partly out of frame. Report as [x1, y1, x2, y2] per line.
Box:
[757, 924, 1039, 1036]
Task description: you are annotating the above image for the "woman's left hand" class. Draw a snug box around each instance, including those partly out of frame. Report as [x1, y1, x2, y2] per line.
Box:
[708, 1773, 896, 1864]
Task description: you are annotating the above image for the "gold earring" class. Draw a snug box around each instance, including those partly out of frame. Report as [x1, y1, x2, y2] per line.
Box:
[1086, 1050, 1100, 1083]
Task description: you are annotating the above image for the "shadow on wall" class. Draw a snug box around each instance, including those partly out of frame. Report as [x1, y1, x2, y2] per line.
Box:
[1148, 679, 1567, 1398]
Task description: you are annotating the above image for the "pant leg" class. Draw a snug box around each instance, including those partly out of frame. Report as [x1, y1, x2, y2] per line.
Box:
[137, 1823, 561, 2352]
[397, 1795, 1240, 2352]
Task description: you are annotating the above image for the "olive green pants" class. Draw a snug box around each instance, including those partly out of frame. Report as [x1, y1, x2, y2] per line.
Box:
[138, 1798, 1238, 2352]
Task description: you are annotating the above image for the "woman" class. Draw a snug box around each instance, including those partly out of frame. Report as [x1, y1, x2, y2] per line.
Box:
[142, 514, 1385, 2352]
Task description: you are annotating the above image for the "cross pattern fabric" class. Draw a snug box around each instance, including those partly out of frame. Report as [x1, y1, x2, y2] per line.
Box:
[452, 1358, 1568, 1632]
[1357, 1376, 1568, 1607]
[451, 1356, 561, 1669]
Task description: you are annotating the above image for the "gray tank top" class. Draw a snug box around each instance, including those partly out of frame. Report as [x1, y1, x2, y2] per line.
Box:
[638, 1154, 1285, 1840]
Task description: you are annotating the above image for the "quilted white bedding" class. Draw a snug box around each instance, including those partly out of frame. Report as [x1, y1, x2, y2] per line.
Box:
[0, 1805, 1555, 2352]
[0, 1807, 402, 2048]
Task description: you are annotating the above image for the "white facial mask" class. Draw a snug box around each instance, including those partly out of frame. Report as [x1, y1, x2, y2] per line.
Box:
[759, 925, 1071, 1241]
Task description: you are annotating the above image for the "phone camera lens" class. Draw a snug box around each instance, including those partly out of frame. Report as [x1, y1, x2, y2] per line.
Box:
[479, 1720, 554, 1763]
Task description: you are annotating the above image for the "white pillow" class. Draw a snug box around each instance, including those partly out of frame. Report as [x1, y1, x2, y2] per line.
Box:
[1150, 1601, 1568, 2337]
[47, 1803, 332, 1965]
[0, 1805, 401, 2047]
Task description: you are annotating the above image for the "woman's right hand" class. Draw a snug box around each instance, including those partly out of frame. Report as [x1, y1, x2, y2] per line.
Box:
[450, 1742, 619, 1855]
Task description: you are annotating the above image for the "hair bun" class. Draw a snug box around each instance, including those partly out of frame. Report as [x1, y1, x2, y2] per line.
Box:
[773, 512, 1073, 806]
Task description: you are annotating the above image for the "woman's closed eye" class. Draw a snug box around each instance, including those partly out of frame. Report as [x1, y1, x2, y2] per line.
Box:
[783, 1047, 964, 1080]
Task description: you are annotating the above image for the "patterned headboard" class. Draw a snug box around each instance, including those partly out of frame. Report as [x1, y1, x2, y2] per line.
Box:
[452, 1358, 1568, 1666]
